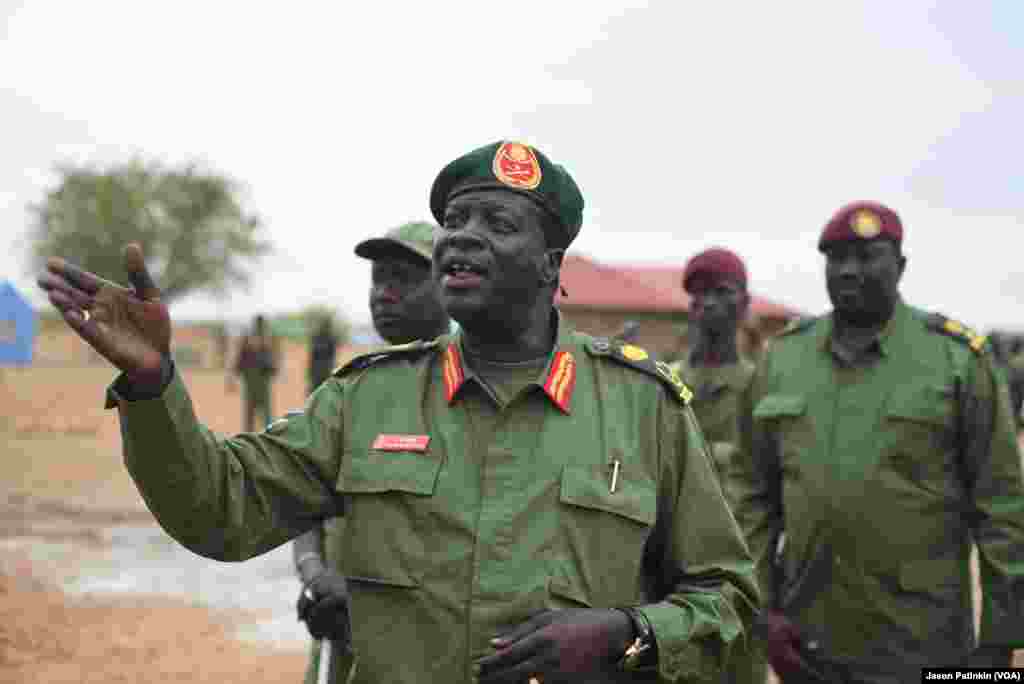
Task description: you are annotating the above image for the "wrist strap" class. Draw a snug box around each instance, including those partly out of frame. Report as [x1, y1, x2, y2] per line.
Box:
[616, 607, 656, 671]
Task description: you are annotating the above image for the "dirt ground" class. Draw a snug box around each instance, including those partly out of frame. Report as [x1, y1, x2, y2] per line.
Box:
[0, 351, 321, 684]
[2, 343, 1023, 683]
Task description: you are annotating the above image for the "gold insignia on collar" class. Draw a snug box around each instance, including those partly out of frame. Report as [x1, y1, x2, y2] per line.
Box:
[620, 344, 649, 362]
[493, 141, 542, 190]
[943, 319, 965, 336]
[850, 209, 882, 238]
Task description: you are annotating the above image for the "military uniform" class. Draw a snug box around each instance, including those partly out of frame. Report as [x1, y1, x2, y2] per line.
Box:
[108, 318, 758, 683]
[668, 357, 754, 504]
[733, 300, 1024, 680]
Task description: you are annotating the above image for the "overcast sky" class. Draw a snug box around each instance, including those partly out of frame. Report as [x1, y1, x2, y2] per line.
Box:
[2, 1, 1021, 331]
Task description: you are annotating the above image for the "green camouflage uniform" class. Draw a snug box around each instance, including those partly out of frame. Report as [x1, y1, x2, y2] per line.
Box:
[733, 300, 1024, 681]
[107, 319, 759, 684]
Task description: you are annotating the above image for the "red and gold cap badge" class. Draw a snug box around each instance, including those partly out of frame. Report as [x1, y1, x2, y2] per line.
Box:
[492, 142, 542, 190]
[850, 209, 882, 239]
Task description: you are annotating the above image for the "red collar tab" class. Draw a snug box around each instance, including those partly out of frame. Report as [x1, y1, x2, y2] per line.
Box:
[542, 351, 576, 414]
[443, 343, 466, 403]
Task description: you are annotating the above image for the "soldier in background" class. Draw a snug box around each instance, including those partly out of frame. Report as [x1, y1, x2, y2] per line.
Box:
[307, 315, 339, 395]
[735, 201, 1024, 682]
[668, 247, 764, 684]
[231, 314, 278, 432]
[292, 221, 449, 683]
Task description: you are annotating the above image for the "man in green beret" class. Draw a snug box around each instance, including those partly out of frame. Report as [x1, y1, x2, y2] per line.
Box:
[733, 201, 1024, 682]
[38, 140, 758, 683]
[292, 219, 451, 683]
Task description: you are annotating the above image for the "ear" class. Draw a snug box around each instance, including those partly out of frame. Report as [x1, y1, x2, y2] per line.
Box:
[895, 253, 907, 282]
[541, 248, 565, 286]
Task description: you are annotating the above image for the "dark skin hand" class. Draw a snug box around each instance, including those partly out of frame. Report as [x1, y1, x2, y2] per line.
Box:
[476, 608, 633, 683]
[758, 610, 818, 679]
[436, 189, 563, 362]
[37, 244, 171, 391]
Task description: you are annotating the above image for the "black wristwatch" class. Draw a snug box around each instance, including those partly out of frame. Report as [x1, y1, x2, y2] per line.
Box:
[617, 606, 656, 671]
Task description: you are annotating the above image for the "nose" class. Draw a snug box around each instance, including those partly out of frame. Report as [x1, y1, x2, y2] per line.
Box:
[438, 215, 488, 253]
[371, 283, 400, 305]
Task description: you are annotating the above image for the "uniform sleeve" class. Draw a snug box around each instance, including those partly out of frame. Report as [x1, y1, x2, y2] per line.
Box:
[960, 351, 1024, 649]
[107, 368, 345, 561]
[637, 397, 760, 681]
[731, 355, 783, 610]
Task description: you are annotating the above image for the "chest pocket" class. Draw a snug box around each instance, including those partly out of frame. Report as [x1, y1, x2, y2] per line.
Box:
[335, 449, 442, 587]
[557, 464, 656, 606]
[883, 385, 958, 484]
[753, 394, 809, 471]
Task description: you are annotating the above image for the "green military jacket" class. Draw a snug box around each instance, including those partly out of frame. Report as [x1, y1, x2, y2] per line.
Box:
[732, 300, 1024, 666]
[669, 357, 755, 506]
[109, 319, 758, 683]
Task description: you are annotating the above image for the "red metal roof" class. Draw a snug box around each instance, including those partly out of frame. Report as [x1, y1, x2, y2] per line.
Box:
[556, 254, 801, 320]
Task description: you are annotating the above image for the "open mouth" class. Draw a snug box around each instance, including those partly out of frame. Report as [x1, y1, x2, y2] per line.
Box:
[440, 257, 487, 289]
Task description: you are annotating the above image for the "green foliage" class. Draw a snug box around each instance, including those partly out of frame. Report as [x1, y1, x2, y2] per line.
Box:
[272, 305, 351, 346]
[27, 159, 271, 304]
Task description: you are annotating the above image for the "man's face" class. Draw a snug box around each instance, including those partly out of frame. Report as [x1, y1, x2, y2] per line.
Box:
[369, 253, 447, 345]
[825, 238, 906, 324]
[435, 189, 553, 334]
[689, 277, 748, 336]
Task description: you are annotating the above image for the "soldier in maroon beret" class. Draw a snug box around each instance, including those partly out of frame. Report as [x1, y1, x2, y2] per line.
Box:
[671, 247, 762, 684]
[734, 200, 1024, 681]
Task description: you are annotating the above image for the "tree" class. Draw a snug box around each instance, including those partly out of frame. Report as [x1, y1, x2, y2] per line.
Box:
[27, 159, 271, 304]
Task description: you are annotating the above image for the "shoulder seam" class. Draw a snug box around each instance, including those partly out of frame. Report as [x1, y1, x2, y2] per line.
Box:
[332, 339, 439, 377]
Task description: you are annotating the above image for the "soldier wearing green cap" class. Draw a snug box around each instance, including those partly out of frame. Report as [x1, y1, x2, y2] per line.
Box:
[292, 219, 451, 683]
[37, 140, 758, 684]
[734, 201, 1024, 682]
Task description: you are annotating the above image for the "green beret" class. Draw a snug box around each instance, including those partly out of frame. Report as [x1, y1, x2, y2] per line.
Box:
[354, 221, 435, 264]
[429, 141, 584, 249]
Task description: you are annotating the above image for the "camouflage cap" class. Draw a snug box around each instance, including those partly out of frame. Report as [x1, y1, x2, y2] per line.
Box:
[354, 221, 436, 264]
[429, 141, 584, 250]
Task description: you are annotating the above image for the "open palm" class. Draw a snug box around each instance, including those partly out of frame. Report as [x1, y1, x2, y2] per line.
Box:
[38, 244, 172, 385]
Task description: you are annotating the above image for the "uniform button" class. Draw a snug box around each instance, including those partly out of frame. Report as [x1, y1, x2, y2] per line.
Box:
[834, 555, 842, 567]
[805, 640, 820, 651]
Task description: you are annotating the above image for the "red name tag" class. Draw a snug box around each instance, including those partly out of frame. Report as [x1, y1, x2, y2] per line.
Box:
[371, 434, 431, 452]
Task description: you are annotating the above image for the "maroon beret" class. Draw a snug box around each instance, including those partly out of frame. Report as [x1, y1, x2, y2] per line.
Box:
[682, 248, 748, 293]
[819, 201, 903, 252]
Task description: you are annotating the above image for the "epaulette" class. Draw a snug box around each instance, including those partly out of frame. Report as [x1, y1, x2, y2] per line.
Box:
[925, 313, 988, 354]
[777, 316, 817, 338]
[332, 339, 439, 377]
[585, 338, 692, 405]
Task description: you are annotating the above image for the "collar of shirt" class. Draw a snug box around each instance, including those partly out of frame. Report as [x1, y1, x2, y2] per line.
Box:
[819, 298, 909, 366]
[441, 309, 578, 414]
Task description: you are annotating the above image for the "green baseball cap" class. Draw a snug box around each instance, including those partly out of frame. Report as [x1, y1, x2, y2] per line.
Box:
[354, 221, 436, 264]
[429, 141, 584, 249]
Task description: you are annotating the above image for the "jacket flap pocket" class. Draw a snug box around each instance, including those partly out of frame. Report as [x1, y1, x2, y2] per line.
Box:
[753, 394, 807, 419]
[899, 558, 961, 592]
[885, 386, 952, 426]
[339, 450, 441, 495]
[559, 464, 656, 526]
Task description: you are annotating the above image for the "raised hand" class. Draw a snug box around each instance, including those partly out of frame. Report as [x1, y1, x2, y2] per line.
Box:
[37, 243, 172, 389]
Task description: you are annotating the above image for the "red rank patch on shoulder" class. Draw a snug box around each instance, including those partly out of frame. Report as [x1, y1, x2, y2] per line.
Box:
[371, 434, 431, 452]
[492, 141, 542, 190]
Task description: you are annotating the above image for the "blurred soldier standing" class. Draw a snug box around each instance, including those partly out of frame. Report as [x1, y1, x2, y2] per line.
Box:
[38, 140, 758, 683]
[293, 221, 449, 683]
[734, 201, 1024, 682]
[668, 248, 764, 684]
[307, 316, 339, 396]
[232, 314, 278, 431]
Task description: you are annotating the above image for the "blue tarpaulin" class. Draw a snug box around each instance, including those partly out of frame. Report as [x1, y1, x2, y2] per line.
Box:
[0, 281, 36, 365]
